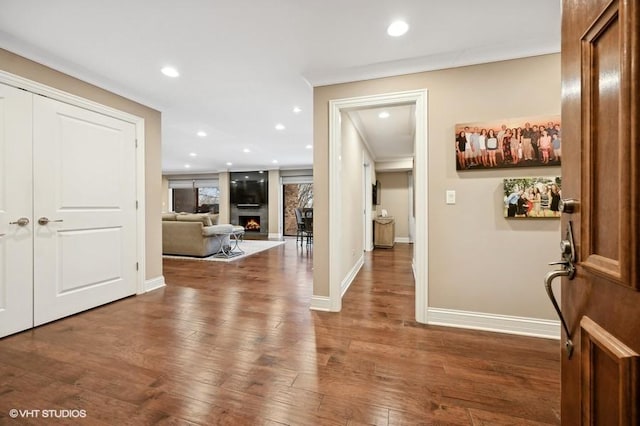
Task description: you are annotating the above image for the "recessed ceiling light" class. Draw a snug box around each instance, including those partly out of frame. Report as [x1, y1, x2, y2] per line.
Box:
[378, 111, 390, 119]
[189, 152, 197, 157]
[226, 162, 232, 166]
[272, 159, 278, 164]
[243, 148, 251, 153]
[161, 66, 180, 78]
[275, 123, 286, 131]
[258, 170, 264, 174]
[306, 144, 313, 149]
[184, 164, 191, 168]
[387, 20, 409, 37]
[197, 131, 207, 137]
[244, 175, 249, 179]
[293, 107, 302, 114]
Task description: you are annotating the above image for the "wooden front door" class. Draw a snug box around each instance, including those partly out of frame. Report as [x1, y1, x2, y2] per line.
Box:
[560, 0, 639, 423]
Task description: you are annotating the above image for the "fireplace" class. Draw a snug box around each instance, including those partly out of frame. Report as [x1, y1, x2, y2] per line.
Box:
[231, 194, 268, 237]
[239, 215, 261, 232]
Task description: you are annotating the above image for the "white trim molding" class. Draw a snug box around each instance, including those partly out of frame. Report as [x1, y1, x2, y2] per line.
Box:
[268, 233, 282, 240]
[394, 237, 411, 244]
[310, 296, 332, 311]
[427, 307, 561, 340]
[341, 255, 364, 298]
[144, 276, 166, 293]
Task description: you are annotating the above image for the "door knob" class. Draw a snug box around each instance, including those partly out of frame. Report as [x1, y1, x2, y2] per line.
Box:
[38, 217, 63, 225]
[559, 198, 579, 214]
[9, 217, 30, 226]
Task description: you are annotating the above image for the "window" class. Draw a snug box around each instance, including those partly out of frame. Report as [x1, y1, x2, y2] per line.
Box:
[197, 187, 220, 213]
[169, 178, 219, 213]
[283, 183, 313, 236]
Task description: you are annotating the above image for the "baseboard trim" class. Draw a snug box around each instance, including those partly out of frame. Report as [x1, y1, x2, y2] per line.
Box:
[427, 307, 560, 340]
[310, 296, 332, 311]
[268, 233, 282, 240]
[341, 255, 364, 298]
[394, 237, 411, 243]
[311, 256, 363, 313]
[412, 260, 416, 280]
[144, 276, 166, 293]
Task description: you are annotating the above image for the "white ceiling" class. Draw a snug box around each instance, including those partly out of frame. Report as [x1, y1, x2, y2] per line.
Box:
[0, 0, 561, 174]
[347, 105, 416, 162]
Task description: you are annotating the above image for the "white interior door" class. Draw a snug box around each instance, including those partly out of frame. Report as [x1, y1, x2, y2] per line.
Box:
[33, 95, 137, 326]
[0, 83, 34, 337]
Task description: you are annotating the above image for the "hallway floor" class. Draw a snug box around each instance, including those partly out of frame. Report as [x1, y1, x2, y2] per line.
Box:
[0, 241, 560, 425]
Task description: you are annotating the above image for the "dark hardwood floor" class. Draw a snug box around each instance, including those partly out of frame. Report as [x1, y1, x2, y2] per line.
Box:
[0, 240, 560, 425]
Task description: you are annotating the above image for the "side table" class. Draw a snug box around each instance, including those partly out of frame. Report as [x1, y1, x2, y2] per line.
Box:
[374, 217, 395, 248]
[214, 226, 245, 258]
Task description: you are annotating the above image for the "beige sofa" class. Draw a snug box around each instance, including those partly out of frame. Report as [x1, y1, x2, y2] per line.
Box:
[162, 212, 233, 257]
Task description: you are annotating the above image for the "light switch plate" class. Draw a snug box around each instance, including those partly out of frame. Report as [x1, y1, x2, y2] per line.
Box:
[446, 190, 456, 204]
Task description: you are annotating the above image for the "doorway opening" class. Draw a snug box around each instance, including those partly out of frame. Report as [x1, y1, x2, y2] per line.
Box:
[326, 90, 428, 322]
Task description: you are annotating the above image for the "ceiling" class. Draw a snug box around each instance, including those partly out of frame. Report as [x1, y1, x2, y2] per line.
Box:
[347, 105, 416, 163]
[0, 0, 561, 174]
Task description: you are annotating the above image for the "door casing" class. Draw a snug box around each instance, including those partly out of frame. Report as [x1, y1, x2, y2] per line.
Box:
[326, 90, 428, 320]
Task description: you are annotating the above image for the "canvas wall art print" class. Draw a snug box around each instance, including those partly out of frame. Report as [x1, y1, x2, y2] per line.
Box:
[455, 115, 561, 170]
[503, 177, 562, 219]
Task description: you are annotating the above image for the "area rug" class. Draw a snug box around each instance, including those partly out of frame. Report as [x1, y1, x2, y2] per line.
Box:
[163, 239, 285, 263]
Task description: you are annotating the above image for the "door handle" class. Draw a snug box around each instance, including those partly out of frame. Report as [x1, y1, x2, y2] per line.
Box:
[9, 217, 30, 226]
[544, 220, 578, 358]
[544, 267, 574, 358]
[38, 217, 63, 225]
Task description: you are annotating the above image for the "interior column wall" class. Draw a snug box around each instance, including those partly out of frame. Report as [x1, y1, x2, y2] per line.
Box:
[218, 172, 230, 224]
[268, 169, 280, 238]
[161, 176, 169, 212]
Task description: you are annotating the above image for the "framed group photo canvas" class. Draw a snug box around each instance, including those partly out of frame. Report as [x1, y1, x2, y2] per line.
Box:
[503, 176, 562, 219]
[455, 115, 561, 171]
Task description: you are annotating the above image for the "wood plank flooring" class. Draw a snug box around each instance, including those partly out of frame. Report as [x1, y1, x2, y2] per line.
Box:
[0, 240, 560, 425]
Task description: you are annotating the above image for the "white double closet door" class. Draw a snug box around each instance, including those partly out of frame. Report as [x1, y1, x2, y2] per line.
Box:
[0, 82, 138, 338]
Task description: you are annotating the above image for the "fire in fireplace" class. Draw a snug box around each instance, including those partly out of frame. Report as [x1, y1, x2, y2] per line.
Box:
[239, 215, 261, 232]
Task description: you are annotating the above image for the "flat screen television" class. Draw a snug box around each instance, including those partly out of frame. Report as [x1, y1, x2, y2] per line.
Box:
[230, 171, 268, 205]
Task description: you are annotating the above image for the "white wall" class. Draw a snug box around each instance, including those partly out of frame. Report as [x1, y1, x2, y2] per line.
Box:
[339, 113, 367, 282]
